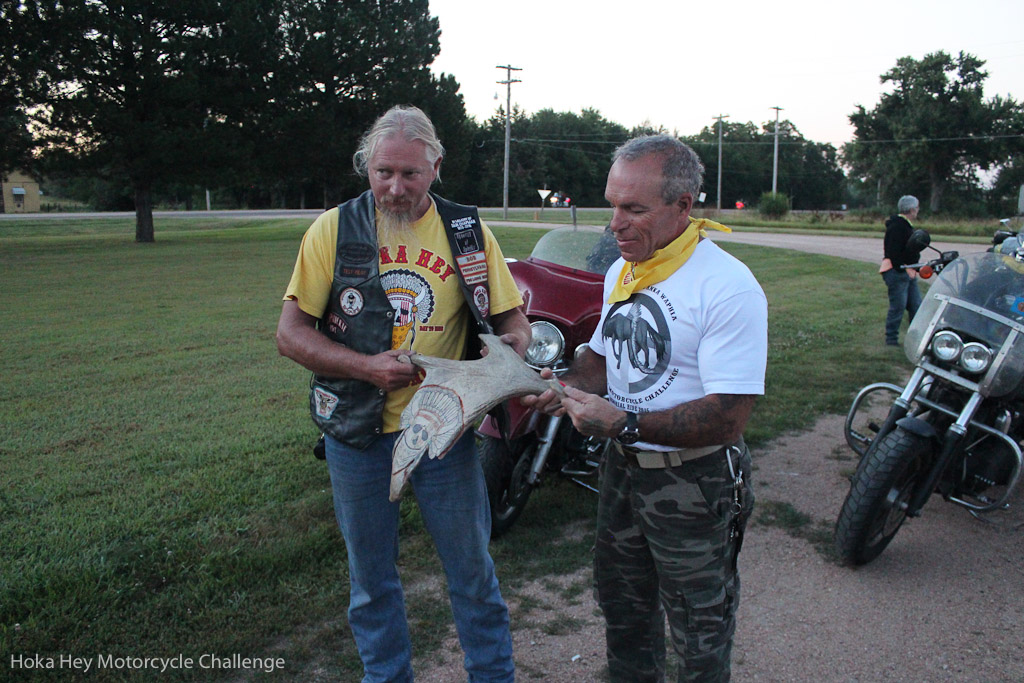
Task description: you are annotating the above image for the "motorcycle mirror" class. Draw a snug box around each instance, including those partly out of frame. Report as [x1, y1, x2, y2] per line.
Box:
[919, 265, 934, 279]
[906, 229, 931, 253]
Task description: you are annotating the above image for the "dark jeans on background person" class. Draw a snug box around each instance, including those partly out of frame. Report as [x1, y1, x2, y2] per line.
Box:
[882, 269, 922, 345]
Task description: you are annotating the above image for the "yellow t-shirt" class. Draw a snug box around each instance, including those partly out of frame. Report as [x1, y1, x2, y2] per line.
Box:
[284, 200, 523, 432]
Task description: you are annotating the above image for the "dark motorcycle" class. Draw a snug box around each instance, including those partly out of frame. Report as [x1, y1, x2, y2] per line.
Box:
[835, 227, 1024, 565]
[477, 225, 619, 538]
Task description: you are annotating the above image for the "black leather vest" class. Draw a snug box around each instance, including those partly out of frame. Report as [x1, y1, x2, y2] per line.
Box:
[309, 190, 493, 448]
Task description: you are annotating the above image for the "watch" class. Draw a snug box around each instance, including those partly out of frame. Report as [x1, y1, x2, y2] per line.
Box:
[616, 411, 640, 445]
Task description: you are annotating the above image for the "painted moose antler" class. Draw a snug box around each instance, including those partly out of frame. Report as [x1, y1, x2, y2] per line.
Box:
[389, 334, 564, 501]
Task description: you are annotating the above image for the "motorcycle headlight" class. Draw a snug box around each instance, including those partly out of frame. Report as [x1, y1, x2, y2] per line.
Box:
[959, 342, 993, 374]
[525, 321, 564, 367]
[931, 331, 963, 362]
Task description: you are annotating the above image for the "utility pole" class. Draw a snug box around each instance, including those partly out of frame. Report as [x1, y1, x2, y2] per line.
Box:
[496, 64, 522, 220]
[713, 114, 729, 210]
[771, 106, 783, 195]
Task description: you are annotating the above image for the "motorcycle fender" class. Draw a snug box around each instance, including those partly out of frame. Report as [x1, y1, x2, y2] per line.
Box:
[478, 403, 542, 440]
[895, 416, 938, 441]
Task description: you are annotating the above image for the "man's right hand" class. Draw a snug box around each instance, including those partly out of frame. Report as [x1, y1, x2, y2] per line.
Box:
[365, 349, 421, 392]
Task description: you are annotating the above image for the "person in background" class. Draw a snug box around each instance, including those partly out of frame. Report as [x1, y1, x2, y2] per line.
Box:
[880, 195, 924, 346]
[276, 105, 529, 683]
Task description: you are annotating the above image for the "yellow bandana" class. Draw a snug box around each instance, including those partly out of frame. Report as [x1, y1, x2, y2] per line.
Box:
[608, 217, 732, 304]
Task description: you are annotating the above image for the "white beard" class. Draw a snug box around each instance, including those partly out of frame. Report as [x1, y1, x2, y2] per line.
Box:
[376, 208, 414, 246]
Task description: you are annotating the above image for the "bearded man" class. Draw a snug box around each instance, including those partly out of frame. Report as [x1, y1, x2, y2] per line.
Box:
[276, 105, 528, 683]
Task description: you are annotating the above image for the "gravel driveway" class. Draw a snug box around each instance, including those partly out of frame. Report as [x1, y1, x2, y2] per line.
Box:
[416, 412, 1024, 682]
[415, 227, 1022, 682]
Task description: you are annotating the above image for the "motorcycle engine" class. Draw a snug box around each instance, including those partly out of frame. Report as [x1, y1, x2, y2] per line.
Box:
[960, 432, 1017, 494]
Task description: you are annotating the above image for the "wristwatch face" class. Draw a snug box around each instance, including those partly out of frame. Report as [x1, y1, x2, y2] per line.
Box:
[616, 412, 639, 445]
[616, 429, 639, 445]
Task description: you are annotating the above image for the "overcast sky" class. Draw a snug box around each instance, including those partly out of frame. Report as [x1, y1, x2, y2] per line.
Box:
[427, 0, 1024, 146]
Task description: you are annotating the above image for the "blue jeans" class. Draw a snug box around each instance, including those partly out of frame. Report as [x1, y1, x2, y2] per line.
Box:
[324, 431, 514, 683]
[882, 269, 922, 344]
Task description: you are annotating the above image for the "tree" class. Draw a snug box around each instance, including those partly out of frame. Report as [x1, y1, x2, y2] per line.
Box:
[686, 120, 844, 210]
[254, 0, 453, 209]
[8, 0, 282, 241]
[844, 51, 1023, 213]
[466, 107, 627, 207]
[0, 0, 37, 182]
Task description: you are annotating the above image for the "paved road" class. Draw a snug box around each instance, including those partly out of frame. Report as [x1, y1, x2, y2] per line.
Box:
[488, 219, 985, 265]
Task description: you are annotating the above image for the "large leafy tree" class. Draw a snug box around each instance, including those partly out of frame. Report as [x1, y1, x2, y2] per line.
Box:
[255, 0, 465, 209]
[7, 0, 463, 236]
[844, 51, 1022, 213]
[8, 0, 282, 241]
[0, 0, 37, 184]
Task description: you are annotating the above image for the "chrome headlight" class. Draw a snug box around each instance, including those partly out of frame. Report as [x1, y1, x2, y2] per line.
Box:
[525, 321, 565, 367]
[931, 331, 963, 362]
[959, 342, 993, 374]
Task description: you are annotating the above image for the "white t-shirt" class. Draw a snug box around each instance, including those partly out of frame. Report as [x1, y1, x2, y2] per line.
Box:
[589, 239, 768, 450]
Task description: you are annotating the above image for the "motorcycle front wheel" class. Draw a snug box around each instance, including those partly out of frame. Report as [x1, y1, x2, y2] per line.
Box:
[834, 428, 929, 565]
[478, 435, 538, 539]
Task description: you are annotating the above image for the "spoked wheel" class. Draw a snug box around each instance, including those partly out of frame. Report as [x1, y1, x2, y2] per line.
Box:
[835, 428, 929, 565]
[478, 434, 538, 539]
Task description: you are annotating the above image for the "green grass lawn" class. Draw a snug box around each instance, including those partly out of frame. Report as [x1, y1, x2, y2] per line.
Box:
[0, 217, 912, 680]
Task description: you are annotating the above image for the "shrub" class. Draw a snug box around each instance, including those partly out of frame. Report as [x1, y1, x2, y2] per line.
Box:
[759, 192, 790, 219]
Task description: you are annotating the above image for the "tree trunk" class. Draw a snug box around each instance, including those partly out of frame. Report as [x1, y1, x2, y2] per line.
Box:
[135, 184, 155, 242]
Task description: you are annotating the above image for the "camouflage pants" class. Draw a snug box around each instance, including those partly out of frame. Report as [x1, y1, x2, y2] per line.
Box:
[595, 441, 754, 683]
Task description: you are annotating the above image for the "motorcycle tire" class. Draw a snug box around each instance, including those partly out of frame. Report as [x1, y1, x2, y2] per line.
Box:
[834, 428, 929, 565]
[478, 434, 538, 539]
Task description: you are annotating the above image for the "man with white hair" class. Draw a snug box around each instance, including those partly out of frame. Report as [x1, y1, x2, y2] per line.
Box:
[276, 105, 528, 682]
[880, 195, 924, 346]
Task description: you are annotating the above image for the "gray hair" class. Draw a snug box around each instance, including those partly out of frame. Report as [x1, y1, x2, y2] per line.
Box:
[897, 195, 919, 214]
[612, 135, 705, 204]
[352, 105, 445, 180]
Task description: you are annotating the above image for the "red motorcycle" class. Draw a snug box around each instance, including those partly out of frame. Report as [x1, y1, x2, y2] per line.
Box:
[477, 225, 619, 537]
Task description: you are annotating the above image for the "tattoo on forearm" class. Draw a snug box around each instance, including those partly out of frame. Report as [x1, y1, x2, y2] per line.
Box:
[667, 394, 752, 444]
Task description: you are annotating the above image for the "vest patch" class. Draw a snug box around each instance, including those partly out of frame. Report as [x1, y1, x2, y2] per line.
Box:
[473, 285, 489, 317]
[341, 266, 370, 279]
[454, 228, 481, 255]
[339, 242, 377, 264]
[327, 312, 348, 335]
[313, 386, 340, 419]
[340, 287, 364, 316]
[456, 251, 488, 285]
[450, 216, 478, 232]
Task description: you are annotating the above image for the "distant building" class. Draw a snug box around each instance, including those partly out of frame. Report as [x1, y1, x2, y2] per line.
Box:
[1, 170, 41, 213]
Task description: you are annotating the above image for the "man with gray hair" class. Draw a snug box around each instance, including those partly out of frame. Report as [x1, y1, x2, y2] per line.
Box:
[880, 194, 924, 346]
[524, 134, 767, 681]
[277, 105, 528, 682]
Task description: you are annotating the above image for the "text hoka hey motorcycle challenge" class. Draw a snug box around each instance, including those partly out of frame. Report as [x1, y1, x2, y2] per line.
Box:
[476, 225, 620, 537]
[835, 224, 1024, 565]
